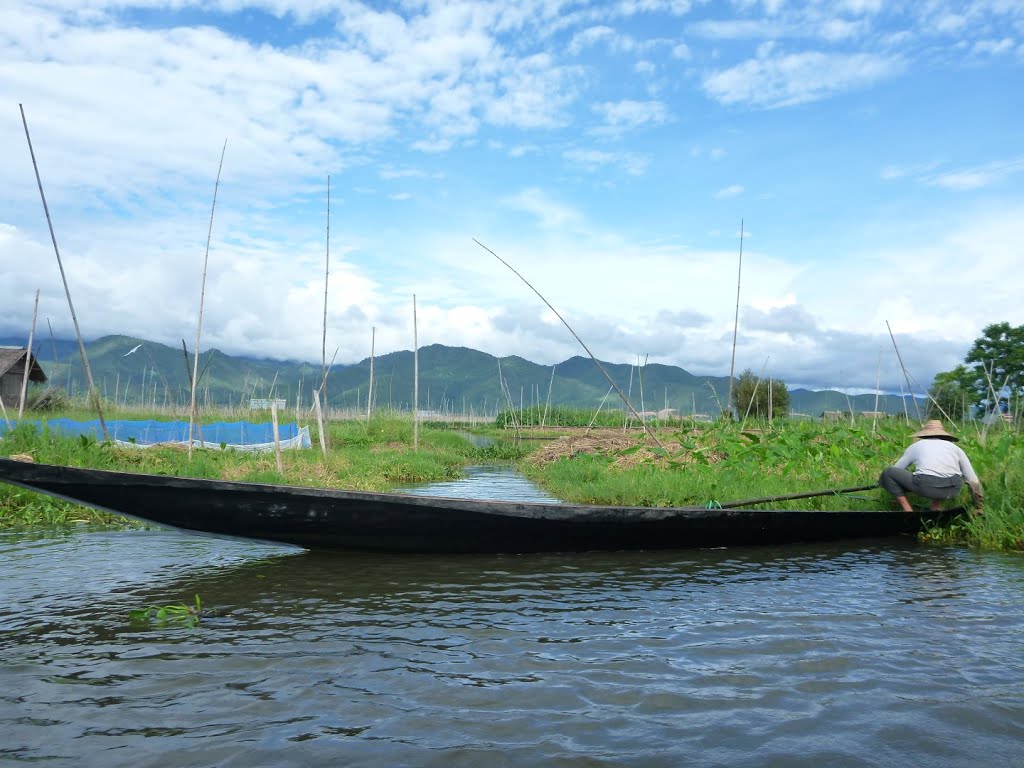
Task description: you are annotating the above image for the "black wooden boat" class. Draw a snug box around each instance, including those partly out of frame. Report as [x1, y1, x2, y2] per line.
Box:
[0, 457, 935, 553]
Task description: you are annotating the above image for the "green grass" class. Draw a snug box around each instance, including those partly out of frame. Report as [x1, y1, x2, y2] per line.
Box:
[518, 418, 1024, 550]
[0, 413, 528, 528]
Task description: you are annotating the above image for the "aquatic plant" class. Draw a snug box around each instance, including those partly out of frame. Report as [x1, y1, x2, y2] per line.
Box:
[129, 594, 203, 628]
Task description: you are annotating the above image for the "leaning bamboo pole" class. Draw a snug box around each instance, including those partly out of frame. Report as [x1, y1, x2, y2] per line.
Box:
[474, 239, 666, 451]
[885, 320, 922, 424]
[18, 289, 39, 418]
[20, 104, 109, 440]
[188, 138, 227, 457]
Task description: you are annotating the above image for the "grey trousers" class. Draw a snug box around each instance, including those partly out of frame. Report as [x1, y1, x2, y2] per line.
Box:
[879, 467, 964, 500]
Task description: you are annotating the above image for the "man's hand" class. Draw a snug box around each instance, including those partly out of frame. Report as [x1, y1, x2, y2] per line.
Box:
[969, 482, 984, 513]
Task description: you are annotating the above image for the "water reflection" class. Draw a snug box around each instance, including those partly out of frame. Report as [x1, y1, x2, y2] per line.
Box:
[400, 464, 562, 503]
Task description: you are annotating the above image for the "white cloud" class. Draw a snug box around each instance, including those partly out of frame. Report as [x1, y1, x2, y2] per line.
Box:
[972, 38, 1015, 56]
[715, 184, 744, 199]
[926, 157, 1024, 191]
[590, 99, 669, 136]
[563, 148, 650, 175]
[703, 50, 902, 107]
[501, 188, 583, 230]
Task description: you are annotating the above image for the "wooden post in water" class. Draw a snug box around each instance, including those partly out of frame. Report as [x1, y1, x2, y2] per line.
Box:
[20, 105, 109, 440]
[18, 289, 40, 419]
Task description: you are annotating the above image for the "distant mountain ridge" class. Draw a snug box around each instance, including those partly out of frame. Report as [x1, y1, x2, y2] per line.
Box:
[2, 334, 923, 417]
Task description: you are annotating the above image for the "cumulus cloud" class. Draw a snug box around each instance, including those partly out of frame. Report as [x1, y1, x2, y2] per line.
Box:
[703, 50, 903, 107]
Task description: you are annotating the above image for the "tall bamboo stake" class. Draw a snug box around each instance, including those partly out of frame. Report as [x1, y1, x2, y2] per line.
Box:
[313, 388, 327, 458]
[188, 138, 227, 456]
[475, 238, 666, 451]
[413, 295, 419, 451]
[872, 348, 882, 433]
[271, 401, 283, 473]
[321, 175, 331, 431]
[542, 364, 555, 427]
[367, 326, 375, 420]
[18, 289, 40, 418]
[725, 219, 744, 420]
[20, 104, 109, 440]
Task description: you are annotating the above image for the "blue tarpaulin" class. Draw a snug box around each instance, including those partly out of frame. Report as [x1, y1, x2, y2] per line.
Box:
[0, 419, 312, 451]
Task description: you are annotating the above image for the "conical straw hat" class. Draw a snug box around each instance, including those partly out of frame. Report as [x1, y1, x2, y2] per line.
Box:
[912, 420, 958, 441]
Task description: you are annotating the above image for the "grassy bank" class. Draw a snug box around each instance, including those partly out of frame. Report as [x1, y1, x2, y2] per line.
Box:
[2, 410, 1021, 551]
[516, 418, 1024, 551]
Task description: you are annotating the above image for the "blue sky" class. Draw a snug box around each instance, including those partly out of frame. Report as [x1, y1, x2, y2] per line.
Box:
[2, 0, 1023, 394]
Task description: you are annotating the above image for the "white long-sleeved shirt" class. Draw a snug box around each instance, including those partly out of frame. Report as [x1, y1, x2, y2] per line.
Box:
[894, 438, 980, 484]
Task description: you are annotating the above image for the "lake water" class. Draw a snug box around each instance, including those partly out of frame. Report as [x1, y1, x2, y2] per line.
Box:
[2, 469, 1023, 766]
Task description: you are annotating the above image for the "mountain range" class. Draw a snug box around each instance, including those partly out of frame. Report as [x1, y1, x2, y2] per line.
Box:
[3, 334, 923, 418]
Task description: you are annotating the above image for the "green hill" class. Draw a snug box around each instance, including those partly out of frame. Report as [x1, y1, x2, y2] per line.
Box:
[7, 334, 923, 417]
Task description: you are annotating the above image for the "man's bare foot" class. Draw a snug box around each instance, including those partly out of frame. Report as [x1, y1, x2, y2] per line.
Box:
[929, 501, 943, 511]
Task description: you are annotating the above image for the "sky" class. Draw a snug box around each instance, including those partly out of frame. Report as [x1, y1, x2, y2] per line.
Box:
[2, 0, 1023, 395]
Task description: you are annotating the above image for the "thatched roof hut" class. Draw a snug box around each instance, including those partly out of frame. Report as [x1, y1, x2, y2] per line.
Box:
[0, 347, 48, 407]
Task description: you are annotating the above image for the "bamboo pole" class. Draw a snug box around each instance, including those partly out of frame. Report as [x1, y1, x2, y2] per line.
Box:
[872, 348, 882, 433]
[18, 289, 40, 418]
[20, 104, 109, 440]
[719, 484, 877, 509]
[321, 175, 331, 431]
[0, 389, 10, 430]
[188, 138, 227, 457]
[271, 401, 283, 473]
[885, 320, 922, 423]
[740, 356, 769, 430]
[413, 295, 419, 451]
[475, 238, 667, 451]
[542, 364, 555, 427]
[312, 388, 327, 458]
[367, 326, 375, 421]
[725, 219, 744, 420]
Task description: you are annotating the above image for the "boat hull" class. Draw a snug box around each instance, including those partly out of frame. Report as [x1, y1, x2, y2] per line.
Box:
[0, 458, 932, 553]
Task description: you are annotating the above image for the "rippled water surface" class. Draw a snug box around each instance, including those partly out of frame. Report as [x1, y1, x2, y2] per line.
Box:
[2, 473, 1023, 766]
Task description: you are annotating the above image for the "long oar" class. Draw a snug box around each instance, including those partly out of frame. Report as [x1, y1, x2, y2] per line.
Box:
[717, 484, 876, 509]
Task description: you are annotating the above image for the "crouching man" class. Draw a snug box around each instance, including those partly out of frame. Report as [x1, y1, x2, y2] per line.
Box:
[879, 420, 984, 513]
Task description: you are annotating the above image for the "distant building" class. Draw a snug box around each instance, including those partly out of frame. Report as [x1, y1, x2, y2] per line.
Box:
[249, 398, 287, 410]
[0, 347, 48, 408]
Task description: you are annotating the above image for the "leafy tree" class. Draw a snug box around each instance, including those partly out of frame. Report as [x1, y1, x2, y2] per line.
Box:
[932, 323, 1024, 417]
[964, 322, 1024, 408]
[928, 365, 972, 420]
[732, 369, 790, 420]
